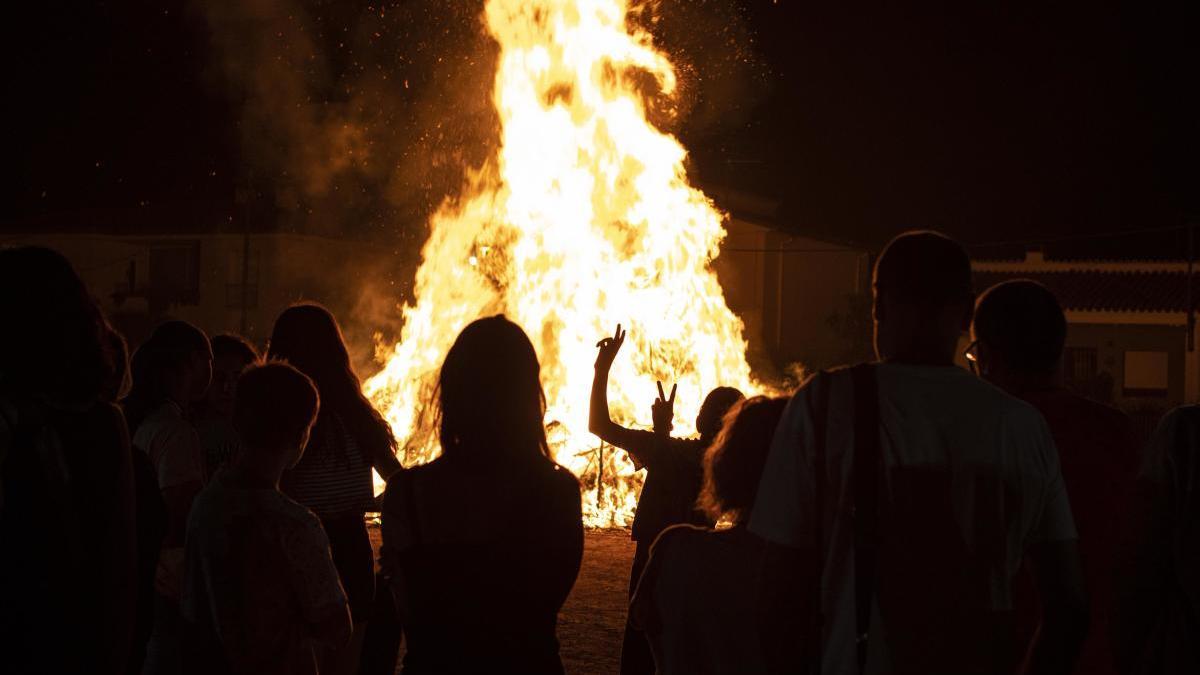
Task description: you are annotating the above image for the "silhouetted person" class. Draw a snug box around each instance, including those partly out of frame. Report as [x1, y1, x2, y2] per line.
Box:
[972, 279, 1137, 674]
[267, 303, 402, 675]
[1113, 406, 1200, 674]
[0, 246, 136, 674]
[124, 319, 213, 675]
[632, 395, 787, 675]
[104, 327, 169, 675]
[380, 315, 583, 674]
[181, 362, 352, 675]
[195, 334, 260, 479]
[590, 324, 744, 675]
[753, 231, 1088, 675]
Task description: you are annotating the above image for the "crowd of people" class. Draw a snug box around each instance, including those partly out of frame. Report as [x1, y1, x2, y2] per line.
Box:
[1, 230, 1199, 675]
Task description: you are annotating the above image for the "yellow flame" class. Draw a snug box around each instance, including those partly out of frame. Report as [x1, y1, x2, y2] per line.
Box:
[365, 0, 761, 527]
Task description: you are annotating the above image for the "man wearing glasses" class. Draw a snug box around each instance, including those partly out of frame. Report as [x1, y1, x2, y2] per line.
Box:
[971, 279, 1137, 675]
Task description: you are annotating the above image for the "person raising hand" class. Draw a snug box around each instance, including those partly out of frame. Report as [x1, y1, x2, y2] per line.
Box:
[588, 323, 743, 675]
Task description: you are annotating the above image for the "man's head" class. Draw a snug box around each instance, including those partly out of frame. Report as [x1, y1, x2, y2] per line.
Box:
[873, 231, 974, 363]
[971, 280, 1066, 386]
[233, 362, 319, 469]
[696, 386, 745, 440]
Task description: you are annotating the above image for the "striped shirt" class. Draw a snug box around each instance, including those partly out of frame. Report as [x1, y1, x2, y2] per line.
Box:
[281, 413, 375, 521]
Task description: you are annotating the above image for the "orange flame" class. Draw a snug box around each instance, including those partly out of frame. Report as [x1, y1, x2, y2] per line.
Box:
[365, 0, 761, 527]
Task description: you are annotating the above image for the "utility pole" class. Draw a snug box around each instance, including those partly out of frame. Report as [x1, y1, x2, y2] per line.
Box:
[239, 180, 252, 336]
[1188, 224, 1195, 353]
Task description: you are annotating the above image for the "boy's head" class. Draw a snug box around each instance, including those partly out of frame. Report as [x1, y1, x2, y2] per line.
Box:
[233, 362, 319, 468]
[696, 386, 745, 440]
[971, 280, 1066, 381]
[873, 230, 974, 362]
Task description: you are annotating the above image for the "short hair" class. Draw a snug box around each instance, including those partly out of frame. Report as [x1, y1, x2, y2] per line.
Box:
[234, 362, 319, 451]
[211, 334, 260, 365]
[698, 396, 789, 522]
[974, 280, 1066, 374]
[696, 386, 746, 439]
[874, 230, 974, 306]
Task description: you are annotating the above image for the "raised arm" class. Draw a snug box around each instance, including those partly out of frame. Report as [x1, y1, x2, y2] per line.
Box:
[589, 324, 642, 449]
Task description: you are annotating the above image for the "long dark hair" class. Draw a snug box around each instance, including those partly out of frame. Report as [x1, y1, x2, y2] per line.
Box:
[123, 321, 210, 433]
[266, 303, 396, 460]
[0, 246, 114, 409]
[436, 315, 552, 464]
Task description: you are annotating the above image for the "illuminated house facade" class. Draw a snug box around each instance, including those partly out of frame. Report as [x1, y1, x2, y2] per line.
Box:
[973, 248, 1198, 440]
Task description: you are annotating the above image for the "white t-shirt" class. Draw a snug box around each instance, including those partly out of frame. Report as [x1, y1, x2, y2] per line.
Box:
[750, 364, 1077, 675]
[133, 401, 205, 489]
[181, 467, 349, 675]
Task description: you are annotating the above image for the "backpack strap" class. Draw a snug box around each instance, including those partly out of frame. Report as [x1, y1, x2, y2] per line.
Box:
[808, 371, 832, 674]
[851, 363, 881, 672]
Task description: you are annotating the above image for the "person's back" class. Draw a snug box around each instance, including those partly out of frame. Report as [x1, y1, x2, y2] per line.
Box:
[0, 246, 136, 675]
[758, 364, 1071, 673]
[631, 395, 785, 675]
[752, 232, 1085, 675]
[1, 399, 135, 675]
[972, 279, 1138, 673]
[180, 362, 350, 675]
[381, 315, 584, 675]
[382, 455, 581, 673]
[183, 467, 347, 675]
[1114, 405, 1200, 674]
[637, 525, 766, 674]
[1023, 389, 1135, 669]
[877, 366, 1071, 672]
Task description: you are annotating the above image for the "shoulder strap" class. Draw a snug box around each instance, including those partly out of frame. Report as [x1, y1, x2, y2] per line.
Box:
[808, 371, 832, 675]
[851, 363, 881, 673]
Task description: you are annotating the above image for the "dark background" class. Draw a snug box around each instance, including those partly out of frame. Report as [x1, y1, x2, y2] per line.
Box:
[4, 0, 1197, 254]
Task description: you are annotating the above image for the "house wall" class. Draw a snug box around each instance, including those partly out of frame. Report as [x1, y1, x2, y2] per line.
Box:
[713, 217, 872, 376]
[1, 232, 399, 373]
[1064, 323, 1186, 407]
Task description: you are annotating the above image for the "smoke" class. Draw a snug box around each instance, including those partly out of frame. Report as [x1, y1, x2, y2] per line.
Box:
[193, 0, 499, 240]
[192, 0, 766, 370]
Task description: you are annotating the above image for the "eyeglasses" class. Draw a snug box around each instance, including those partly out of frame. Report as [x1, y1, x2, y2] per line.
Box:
[963, 340, 980, 375]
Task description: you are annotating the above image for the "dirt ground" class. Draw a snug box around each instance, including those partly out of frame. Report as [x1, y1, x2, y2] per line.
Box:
[557, 529, 636, 674]
[373, 526, 635, 674]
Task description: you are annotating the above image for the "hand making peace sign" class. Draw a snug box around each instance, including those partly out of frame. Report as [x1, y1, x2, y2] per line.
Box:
[652, 380, 676, 434]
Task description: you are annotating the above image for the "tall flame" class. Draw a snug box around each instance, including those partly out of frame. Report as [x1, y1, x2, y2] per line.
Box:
[365, 0, 760, 527]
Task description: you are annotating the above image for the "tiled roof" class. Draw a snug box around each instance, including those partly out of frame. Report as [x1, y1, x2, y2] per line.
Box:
[969, 228, 1193, 263]
[973, 270, 1197, 313]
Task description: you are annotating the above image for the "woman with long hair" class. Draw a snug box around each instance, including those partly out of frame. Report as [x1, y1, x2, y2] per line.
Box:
[630, 395, 789, 675]
[124, 320, 212, 675]
[0, 246, 136, 674]
[266, 303, 400, 675]
[380, 315, 583, 674]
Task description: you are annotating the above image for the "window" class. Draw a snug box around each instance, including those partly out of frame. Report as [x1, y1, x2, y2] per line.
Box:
[1063, 347, 1098, 387]
[1124, 351, 1169, 397]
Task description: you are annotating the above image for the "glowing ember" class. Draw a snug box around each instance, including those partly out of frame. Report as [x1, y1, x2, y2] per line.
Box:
[365, 0, 761, 527]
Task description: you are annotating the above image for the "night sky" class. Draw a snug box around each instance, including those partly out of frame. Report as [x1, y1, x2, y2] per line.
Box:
[4, 0, 1197, 254]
